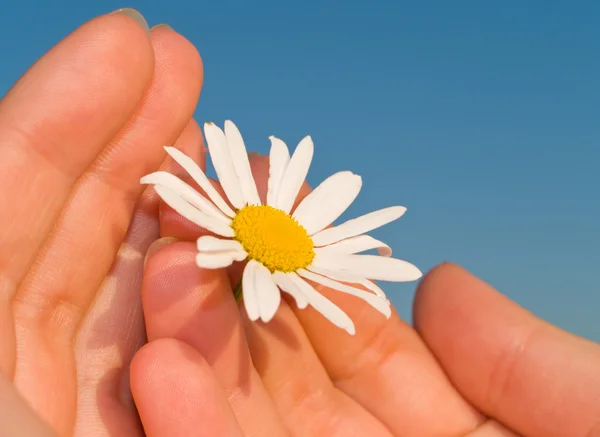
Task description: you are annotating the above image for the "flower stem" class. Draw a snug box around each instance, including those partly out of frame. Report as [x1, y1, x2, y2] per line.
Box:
[233, 280, 243, 302]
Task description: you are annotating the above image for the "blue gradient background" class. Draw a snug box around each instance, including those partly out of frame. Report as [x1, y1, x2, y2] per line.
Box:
[1, 1, 598, 340]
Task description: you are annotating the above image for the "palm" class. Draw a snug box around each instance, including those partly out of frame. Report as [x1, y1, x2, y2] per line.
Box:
[0, 12, 203, 437]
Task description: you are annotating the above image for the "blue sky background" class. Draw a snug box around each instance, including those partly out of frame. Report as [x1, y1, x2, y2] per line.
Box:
[1, 1, 598, 341]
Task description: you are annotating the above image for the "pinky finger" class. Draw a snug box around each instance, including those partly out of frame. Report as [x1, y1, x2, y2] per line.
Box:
[130, 338, 244, 437]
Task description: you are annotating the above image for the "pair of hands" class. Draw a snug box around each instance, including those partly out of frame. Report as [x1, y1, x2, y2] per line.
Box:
[0, 8, 598, 437]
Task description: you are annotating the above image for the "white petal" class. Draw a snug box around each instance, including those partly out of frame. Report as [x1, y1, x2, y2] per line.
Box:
[197, 235, 242, 252]
[312, 206, 407, 247]
[298, 269, 391, 318]
[224, 120, 261, 206]
[312, 252, 422, 282]
[198, 249, 246, 263]
[141, 171, 230, 224]
[204, 122, 244, 209]
[271, 271, 308, 309]
[292, 171, 362, 235]
[276, 136, 314, 214]
[307, 264, 364, 283]
[196, 237, 247, 263]
[360, 279, 389, 301]
[153, 185, 234, 237]
[163, 146, 235, 217]
[266, 136, 290, 207]
[242, 260, 260, 321]
[307, 265, 389, 301]
[287, 273, 355, 335]
[316, 235, 391, 257]
[253, 263, 282, 322]
[196, 253, 235, 269]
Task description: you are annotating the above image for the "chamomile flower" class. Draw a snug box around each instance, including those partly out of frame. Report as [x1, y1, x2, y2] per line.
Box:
[141, 121, 421, 334]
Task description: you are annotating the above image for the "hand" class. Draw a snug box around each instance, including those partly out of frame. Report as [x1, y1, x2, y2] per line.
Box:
[137, 156, 600, 437]
[0, 9, 203, 436]
[0, 371, 56, 436]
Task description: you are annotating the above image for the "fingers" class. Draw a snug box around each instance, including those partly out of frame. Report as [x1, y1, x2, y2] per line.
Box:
[243, 300, 394, 436]
[12, 22, 203, 435]
[466, 420, 521, 437]
[0, 7, 153, 346]
[131, 338, 244, 437]
[142, 242, 289, 436]
[73, 118, 205, 437]
[291, 287, 483, 436]
[414, 263, 600, 437]
[0, 372, 57, 437]
[0, 9, 154, 377]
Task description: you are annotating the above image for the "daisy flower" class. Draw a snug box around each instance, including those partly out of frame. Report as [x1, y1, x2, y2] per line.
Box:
[141, 121, 421, 335]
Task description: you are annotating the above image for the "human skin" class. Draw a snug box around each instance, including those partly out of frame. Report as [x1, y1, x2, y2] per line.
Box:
[0, 8, 599, 437]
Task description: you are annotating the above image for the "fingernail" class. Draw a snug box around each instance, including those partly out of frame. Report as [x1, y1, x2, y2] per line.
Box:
[151, 23, 173, 31]
[112, 8, 150, 35]
[247, 152, 261, 159]
[144, 237, 179, 269]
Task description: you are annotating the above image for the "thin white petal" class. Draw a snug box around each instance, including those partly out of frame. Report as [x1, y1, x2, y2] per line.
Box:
[204, 122, 244, 209]
[307, 265, 389, 301]
[312, 252, 422, 282]
[316, 235, 392, 257]
[197, 249, 246, 262]
[299, 269, 391, 318]
[307, 265, 364, 283]
[271, 271, 308, 309]
[153, 186, 234, 237]
[254, 263, 281, 322]
[141, 171, 230, 224]
[360, 279, 389, 301]
[276, 136, 314, 214]
[163, 146, 235, 217]
[242, 261, 260, 321]
[287, 273, 355, 335]
[293, 171, 362, 235]
[224, 120, 261, 206]
[196, 236, 243, 252]
[266, 136, 290, 207]
[312, 206, 407, 247]
[196, 253, 235, 269]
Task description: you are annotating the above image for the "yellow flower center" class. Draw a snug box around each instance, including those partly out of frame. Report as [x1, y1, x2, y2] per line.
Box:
[232, 205, 315, 273]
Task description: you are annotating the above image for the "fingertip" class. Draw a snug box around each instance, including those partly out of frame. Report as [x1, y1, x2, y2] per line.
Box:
[129, 341, 159, 396]
[92, 10, 154, 67]
[143, 240, 196, 282]
[143, 237, 180, 268]
[414, 261, 523, 327]
[141, 241, 236, 343]
[150, 23, 204, 89]
[413, 261, 533, 357]
[130, 338, 208, 393]
[130, 338, 244, 437]
[142, 241, 222, 312]
[110, 8, 150, 35]
[413, 261, 476, 329]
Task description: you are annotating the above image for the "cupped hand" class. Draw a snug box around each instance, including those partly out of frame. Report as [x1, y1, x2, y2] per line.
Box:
[0, 9, 204, 436]
[136, 155, 600, 437]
